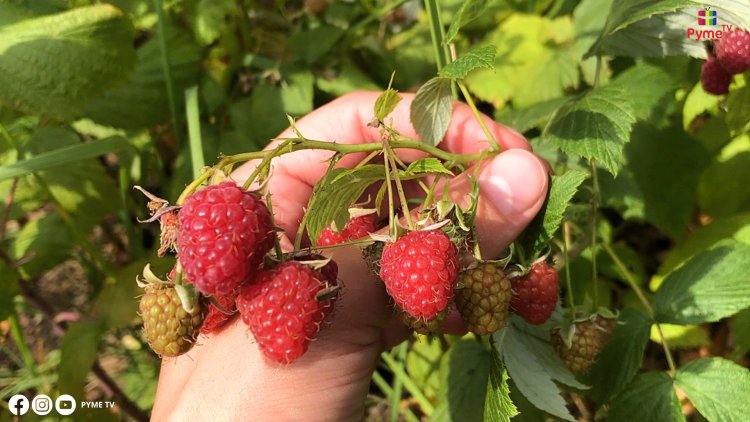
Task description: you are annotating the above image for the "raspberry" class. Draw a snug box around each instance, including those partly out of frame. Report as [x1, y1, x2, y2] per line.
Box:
[200, 292, 238, 335]
[701, 55, 732, 95]
[236, 261, 336, 364]
[140, 284, 204, 357]
[316, 214, 377, 246]
[455, 263, 512, 335]
[715, 29, 750, 75]
[510, 262, 559, 325]
[177, 182, 274, 296]
[379, 230, 459, 320]
[552, 315, 616, 374]
[395, 305, 446, 334]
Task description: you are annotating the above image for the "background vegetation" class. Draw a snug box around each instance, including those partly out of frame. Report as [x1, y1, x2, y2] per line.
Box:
[0, 0, 749, 420]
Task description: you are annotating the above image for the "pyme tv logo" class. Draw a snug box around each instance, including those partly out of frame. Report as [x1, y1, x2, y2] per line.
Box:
[698, 7, 717, 26]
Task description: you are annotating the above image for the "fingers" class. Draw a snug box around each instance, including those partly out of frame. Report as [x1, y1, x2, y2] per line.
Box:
[231, 90, 531, 237]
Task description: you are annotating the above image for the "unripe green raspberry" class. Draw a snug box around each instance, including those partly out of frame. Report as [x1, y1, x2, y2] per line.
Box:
[455, 263, 512, 335]
[140, 284, 204, 357]
[552, 315, 616, 373]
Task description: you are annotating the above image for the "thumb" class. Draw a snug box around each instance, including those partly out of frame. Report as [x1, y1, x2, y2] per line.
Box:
[440, 148, 549, 259]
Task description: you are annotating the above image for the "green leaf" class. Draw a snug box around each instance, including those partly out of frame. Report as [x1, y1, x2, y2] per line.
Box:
[0, 5, 136, 120]
[0, 136, 130, 181]
[650, 323, 710, 349]
[676, 357, 750, 421]
[410, 77, 453, 147]
[11, 212, 73, 279]
[517, 170, 588, 260]
[654, 239, 750, 324]
[464, 15, 579, 108]
[598, 123, 710, 241]
[374, 88, 401, 122]
[439, 45, 496, 80]
[698, 148, 750, 219]
[432, 340, 490, 422]
[94, 259, 153, 329]
[59, 321, 102, 397]
[315, 60, 380, 97]
[405, 336, 443, 398]
[307, 165, 386, 244]
[496, 97, 570, 133]
[727, 83, 750, 135]
[484, 350, 518, 422]
[683, 82, 722, 130]
[584, 309, 652, 403]
[545, 85, 636, 175]
[497, 323, 577, 421]
[289, 24, 344, 65]
[608, 64, 678, 124]
[0, 261, 19, 321]
[405, 158, 453, 176]
[608, 372, 684, 422]
[84, 25, 201, 130]
[444, 0, 490, 44]
[16, 127, 122, 232]
[191, 0, 235, 45]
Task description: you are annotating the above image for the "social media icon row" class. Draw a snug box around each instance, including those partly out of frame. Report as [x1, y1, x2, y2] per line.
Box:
[9, 394, 76, 416]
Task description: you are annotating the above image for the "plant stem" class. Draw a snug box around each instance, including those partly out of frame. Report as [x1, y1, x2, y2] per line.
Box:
[457, 81, 501, 151]
[383, 145, 396, 238]
[373, 371, 421, 422]
[423, 0, 448, 71]
[381, 352, 434, 415]
[8, 311, 36, 373]
[154, 0, 181, 147]
[176, 167, 216, 205]
[185, 85, 205, 179]
[385, 142, 413, 230]
[265, 191, 284, 259]
[0, 177, 18, 242]
[390, 343, 407, 422]
[593, 55, 603, 89]
[589, 160, 599, 307]
[602, 242, 678, 376]
[563, 221, 575, 319]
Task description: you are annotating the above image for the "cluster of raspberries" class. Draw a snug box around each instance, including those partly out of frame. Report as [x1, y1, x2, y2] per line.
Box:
[141, 181, 612, 372]
[701, 29, 750, 95]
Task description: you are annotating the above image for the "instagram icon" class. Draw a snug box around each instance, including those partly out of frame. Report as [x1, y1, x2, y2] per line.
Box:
[32, 394, 53, 415]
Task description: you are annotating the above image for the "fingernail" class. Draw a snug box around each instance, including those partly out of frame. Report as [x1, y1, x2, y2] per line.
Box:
[481, 150, 548, 217]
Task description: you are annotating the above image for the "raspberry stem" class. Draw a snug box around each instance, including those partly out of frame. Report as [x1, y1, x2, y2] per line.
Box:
[603, 242, 677, 377]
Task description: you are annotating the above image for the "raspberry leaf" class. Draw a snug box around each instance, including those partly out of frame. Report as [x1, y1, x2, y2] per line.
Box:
[484, 351, 518, 422]
[374, 88, 401, 123]
[516, 169, 587, 261]
[675, 357, 750, 421]
[444, 0, 490, 45]
[497, 322, 581, 421]
[608, 372, 683, 422]
[306, 165, 386, 244]
[0, 5, 136, 121]
[59, 322, 103, 398]
[432, 340, 490, 421]
[654, 239, 750, 324]
[410, 77, 453, 147]
[544, 85, 636, 175]
[404, 158, 453, 176]
[439, 45, 496, 80]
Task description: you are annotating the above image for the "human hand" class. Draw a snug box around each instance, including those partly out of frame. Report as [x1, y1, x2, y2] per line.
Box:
[152, 91, 549, 421]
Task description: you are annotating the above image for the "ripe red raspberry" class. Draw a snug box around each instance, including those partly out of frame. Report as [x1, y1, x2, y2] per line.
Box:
[455, 263, 512, 335]
[510, 262, 559, 325]
[177, 182, 273, 297]
[715, 29, 750, 75]
[236, 261, 336, 364]
[701, 55, 733, 95]
[316, 214, 377, 246]
[552, 315, 616, 373]
[200, 292, 238, 335]
[379, 230, 459, 320]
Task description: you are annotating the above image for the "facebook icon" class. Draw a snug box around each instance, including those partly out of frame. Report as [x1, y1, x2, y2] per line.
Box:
[9, 394, 30, 415]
